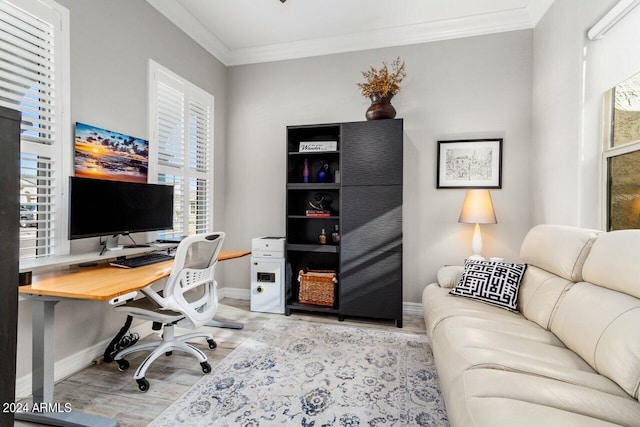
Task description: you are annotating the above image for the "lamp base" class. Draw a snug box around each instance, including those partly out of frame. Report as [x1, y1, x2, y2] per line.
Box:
[467, 255, 485, 261]
[469, 223, 484, 260]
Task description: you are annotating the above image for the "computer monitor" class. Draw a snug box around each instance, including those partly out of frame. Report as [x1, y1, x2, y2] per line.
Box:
[68, 176, 174, 241]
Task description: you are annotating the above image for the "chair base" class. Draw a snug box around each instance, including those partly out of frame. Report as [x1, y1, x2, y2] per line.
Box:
[114, 324, 215, 389]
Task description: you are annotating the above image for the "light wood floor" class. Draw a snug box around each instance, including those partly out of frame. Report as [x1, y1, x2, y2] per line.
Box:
[15, 298, 426, 426]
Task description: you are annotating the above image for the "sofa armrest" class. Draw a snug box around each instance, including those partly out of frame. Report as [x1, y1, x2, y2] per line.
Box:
[437, 265, 464, 288]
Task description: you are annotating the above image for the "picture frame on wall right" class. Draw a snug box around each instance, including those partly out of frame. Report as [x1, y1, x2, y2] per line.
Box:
[437, 138, 503, 189]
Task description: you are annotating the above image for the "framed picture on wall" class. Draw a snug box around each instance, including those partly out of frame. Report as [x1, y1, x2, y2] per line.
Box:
[74, 122, 149, 183]
[437, 138, 502, 188]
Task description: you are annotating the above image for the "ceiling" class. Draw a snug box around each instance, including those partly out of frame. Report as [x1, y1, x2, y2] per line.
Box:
[147, 0, 556, 66]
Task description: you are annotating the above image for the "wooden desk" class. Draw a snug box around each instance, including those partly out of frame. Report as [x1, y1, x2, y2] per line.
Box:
[20, 249, 251, 301]
[16, 249, 250, 427]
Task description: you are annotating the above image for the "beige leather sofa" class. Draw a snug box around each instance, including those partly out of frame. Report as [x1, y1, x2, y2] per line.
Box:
[422, 224, 640, 426]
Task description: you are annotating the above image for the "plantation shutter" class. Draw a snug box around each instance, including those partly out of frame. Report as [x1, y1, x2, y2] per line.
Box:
[0, 0, 66, 259]
[188, 96, 211, 235]
[151, 62, 213, 238]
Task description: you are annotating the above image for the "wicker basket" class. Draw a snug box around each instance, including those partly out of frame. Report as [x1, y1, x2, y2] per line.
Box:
[298, 269, 336, 307]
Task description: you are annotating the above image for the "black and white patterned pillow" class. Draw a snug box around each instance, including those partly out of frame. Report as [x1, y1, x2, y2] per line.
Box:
[449, 259, 527, 311]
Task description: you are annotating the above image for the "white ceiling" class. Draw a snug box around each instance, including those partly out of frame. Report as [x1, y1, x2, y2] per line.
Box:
[147, 0, 556, 66]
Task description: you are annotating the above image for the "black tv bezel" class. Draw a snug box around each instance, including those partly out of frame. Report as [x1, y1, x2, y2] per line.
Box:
[68, 176, 174, 240]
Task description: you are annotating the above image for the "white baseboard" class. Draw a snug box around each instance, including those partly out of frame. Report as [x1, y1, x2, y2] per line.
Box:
[218, 287, 423, 318]
[402, 301, 424, 317]
[15, 323, 154, 399]
[219, 286, 250, 300]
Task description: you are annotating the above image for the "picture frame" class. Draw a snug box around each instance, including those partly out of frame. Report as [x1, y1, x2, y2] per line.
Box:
[74, 122, 149, 183]
[437, 138, 502, 188]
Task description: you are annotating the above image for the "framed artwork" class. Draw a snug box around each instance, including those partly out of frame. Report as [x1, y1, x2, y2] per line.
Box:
[74, 122, 149, 183]
[437, 138, 502, 188]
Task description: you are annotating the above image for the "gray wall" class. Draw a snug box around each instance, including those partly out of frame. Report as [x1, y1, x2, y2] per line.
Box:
[16, 0, 227, 384]
[15, 0, 640, 396]
[224, 30, 533, 303]
[532, 0, 640, 228]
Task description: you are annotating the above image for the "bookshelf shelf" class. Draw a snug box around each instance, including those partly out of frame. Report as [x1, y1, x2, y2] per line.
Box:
[286, 183, 340, 190]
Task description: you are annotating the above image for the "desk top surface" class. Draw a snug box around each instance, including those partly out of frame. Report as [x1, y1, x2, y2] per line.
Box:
[19, 249, 251, 301]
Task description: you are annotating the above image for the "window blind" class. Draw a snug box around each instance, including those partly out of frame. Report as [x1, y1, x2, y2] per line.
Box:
[151, 62, 214, 238]
[0, 0, 62, 259]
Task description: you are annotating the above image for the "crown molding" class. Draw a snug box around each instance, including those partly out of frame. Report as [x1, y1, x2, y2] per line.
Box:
[227, 9, 533, 65]
[146, 0, 231, 65]
[526, 0, 556, 26]
[147, 1, 537, 66]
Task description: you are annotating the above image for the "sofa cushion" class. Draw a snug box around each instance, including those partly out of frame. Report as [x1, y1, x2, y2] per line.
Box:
[430, 314, 628, 399]
[582, 229, 640, 299]
[423, 284, 522, 336]
[519, 224, 600, 281]
[550, 281, 640, 398]
[449, 259, 527, 311]
[459, 369, 640, 427]
[516, 265, 574, 329]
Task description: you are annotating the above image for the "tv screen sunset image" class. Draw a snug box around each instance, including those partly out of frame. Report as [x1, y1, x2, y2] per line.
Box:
[74, 122, 149, 183]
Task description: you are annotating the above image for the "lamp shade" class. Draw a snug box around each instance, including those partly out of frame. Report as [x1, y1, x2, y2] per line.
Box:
[458, 189, 497, 224]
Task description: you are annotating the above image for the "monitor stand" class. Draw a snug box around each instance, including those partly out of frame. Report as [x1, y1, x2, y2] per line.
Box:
[122, 233, 150, 248]
[105, 235, 121, 250]
[100, 235, 123, 256]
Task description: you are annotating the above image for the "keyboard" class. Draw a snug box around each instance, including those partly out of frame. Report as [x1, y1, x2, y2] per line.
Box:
[110, 252, 174, 269]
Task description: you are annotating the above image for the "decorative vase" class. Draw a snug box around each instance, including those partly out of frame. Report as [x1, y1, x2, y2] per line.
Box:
[365, 94, 397, 121]
[317, 162, 330, 183]
[302, 158, 310, 183]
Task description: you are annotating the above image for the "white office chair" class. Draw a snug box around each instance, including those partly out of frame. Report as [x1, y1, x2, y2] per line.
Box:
[113, 232, 225, 392]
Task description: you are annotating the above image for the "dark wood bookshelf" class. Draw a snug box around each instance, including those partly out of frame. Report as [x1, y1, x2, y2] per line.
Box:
[285, 120, 403, 327]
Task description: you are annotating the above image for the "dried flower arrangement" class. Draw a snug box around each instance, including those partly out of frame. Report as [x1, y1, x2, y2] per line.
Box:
[357, 57, 407, 99]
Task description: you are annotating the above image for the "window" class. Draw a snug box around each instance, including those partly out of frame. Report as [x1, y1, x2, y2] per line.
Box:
[603, 71, 640, 230]
[148, 61, 214, 238]
[0, 0, 70, 259]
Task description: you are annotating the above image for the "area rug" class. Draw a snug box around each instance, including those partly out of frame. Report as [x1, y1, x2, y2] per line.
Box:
[150, 319, 448, 426]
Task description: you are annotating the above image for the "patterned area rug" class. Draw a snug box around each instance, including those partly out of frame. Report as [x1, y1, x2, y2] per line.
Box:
[150, 319, 448, 426]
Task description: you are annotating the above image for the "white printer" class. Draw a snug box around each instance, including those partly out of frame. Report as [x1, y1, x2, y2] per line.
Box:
[250, 237, 285, 314]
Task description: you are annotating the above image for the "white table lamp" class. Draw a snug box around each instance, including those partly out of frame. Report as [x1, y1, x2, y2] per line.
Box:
[458, 189, 497, 260]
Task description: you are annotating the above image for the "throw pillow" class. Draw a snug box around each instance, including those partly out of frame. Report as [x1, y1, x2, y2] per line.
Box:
[449, 259, 527, 311]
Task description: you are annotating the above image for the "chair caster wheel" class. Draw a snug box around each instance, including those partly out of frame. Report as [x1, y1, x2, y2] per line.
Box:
[137, 378, 150, 392]
[207, 338, 217, 349]
[201, 361, 212, 374]
[116, 359, 130, 372]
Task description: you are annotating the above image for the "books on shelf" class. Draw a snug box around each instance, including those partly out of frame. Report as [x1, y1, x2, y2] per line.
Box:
[305, 210, 330, 217]
[299, 141, 337, 152]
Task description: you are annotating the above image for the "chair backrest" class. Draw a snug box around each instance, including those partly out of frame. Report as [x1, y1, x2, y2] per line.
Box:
[163, 232, 225, 328]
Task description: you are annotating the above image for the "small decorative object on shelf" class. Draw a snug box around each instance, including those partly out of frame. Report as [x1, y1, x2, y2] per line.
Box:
[299, 141, 337, 152]
[331, 224, 340, 244]
[306, 210, 330, 217]
[302, 158, 310, 183]
[357, 57, 406, 121]
[317, 161, 330, 183]
[318, 228, 327, 244]
[308, 192, 332, 211]
[334, 169, 341, 183]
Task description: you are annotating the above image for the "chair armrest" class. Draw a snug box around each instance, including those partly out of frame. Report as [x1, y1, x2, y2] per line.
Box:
[437, 265, 464, 288]
[139, 286, 167, 308]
